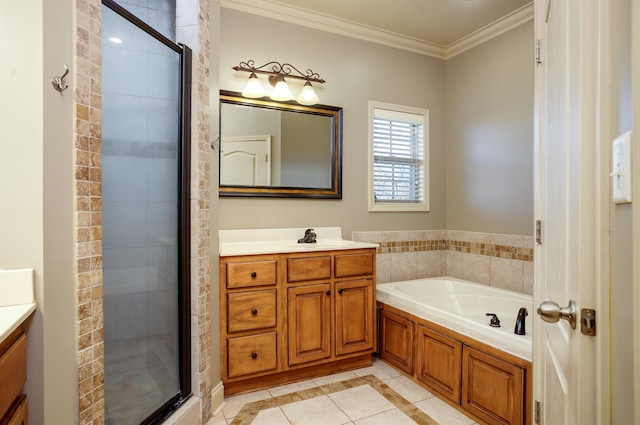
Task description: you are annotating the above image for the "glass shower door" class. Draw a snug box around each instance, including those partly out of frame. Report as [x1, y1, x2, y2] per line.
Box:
[101, 2, 190, 424]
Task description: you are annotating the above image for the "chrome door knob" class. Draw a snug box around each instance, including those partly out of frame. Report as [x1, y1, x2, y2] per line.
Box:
[537, 300, 577, 329]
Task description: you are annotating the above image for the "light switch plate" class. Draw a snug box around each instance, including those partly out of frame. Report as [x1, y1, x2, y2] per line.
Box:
[611, 131, 632, 204]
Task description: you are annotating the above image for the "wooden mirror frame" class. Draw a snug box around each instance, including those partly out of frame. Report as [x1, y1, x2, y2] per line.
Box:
[219, 90, 342, 199]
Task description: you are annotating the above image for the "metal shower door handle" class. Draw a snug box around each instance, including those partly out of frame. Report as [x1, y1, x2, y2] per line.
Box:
[536, 299, 577, 329]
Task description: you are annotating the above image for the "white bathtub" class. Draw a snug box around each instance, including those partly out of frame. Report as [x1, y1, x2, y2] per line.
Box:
[377, 278, 532, 361]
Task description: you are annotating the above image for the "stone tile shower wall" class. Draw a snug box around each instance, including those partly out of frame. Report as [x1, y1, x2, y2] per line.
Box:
[75, 2, 105, 423]
[352, 230, 534, 295]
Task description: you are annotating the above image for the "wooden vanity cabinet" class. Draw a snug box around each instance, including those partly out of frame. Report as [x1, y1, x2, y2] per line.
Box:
[221, 248, 376, 395]
[288, 283, 332, 365]
[0, 328, 29, 425]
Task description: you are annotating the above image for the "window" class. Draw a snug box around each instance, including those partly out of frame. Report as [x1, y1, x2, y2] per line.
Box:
[368, 101, 429, 212]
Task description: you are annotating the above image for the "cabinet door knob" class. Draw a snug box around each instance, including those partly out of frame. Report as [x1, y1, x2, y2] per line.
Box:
[251, 271, 257, 278]
[251, 308, 258, 315]
[326, 290, 331, 295]
[251, 352, 258, 359]
[338, 288, 343, 294]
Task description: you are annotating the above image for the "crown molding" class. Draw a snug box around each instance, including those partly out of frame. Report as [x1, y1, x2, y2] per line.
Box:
[221, 0, 534, 61]
[221, 0, 445, 59]
[444, 3, 534, 59]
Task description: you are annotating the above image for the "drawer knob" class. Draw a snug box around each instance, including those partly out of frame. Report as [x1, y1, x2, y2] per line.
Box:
[251, 271, 257, 278]
[338, 288, 343, 294]
[251, 308, 258, 315]
[326, 290, 331, 296]
[251, 352, 258, 359]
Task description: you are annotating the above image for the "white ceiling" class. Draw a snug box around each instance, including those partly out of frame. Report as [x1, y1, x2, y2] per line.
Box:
[222, 0, 533, 53]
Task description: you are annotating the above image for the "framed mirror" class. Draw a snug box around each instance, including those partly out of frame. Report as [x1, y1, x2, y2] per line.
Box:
[219, 90, 342, 198]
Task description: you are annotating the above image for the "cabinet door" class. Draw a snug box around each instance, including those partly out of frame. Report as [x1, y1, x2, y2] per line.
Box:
[462, 346, 524, 425]
[417, 325, 462, 403]
[335, 279, 374, 356]
[378, 309, 413, 374]
[288, 283, 331, 365]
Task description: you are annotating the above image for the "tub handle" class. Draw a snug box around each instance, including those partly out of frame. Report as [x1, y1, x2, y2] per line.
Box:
[485, 313, 501, 327]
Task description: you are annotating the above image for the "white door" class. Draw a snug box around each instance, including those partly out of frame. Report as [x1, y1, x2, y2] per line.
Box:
[220, 135, 272, 186]
[534, 0, 602, 424]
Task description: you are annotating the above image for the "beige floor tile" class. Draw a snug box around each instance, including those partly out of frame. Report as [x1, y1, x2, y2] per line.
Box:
[280, 395, 351, 425]
[223, 390, 272, 420]
[312, 370, 359, 386]
[354, 358, 402, 380]
[415, 396, 476, 425]
[354, 408, 419, 425]
[383, 375, 435, 403]
[329, 385, 396, 421]
[250, 407, 290, 425]
[268, 379, 317, 397]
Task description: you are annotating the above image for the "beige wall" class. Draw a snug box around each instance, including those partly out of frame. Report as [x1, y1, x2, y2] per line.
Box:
[610, 0, 634, 422]
[218, 9, 447, 237]
[0, 0, 77, 423]
[445, 22, 534, 236]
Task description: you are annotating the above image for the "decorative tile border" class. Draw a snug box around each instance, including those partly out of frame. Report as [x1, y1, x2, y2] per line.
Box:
[229, 375, 439, 425]
[374, 237, 533, 262]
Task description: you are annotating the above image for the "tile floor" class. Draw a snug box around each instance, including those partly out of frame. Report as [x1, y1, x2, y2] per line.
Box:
[209, 358, 479, 425]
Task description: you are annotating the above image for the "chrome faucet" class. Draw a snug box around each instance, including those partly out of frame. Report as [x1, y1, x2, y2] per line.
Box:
[514, 307, 528, 335]
[297, 228, 317, 244]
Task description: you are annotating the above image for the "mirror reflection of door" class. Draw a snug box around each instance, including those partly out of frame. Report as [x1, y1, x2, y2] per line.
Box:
[220, 135, 272, 186]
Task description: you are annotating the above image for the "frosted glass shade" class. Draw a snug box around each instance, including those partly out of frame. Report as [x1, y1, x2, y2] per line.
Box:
[297, 81, 319, 105]
[270, 79, 293, 101]
[242, 73, 264, 98]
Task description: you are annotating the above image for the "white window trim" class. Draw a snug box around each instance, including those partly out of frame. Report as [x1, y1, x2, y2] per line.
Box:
[368, 100, 430, 212]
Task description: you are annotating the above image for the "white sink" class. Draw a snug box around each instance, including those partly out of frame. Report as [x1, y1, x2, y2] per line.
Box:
[219, 227, 378, 257]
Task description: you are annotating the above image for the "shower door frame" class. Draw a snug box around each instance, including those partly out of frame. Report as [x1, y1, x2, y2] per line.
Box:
[101, 1, 192, 423]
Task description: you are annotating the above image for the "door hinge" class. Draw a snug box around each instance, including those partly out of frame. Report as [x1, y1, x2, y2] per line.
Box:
[535, 400, 541, 424]
[535, 39, 543, 64]
[536, 220, 542, 244]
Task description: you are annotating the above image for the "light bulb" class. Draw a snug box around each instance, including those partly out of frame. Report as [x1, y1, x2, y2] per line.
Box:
[241, 72, 265, 98]
[270, 78, 293, 101]
[297, 81, 319, 105]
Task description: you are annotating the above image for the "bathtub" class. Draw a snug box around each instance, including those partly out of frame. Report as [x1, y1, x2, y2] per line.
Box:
[376, 277, 532, 361]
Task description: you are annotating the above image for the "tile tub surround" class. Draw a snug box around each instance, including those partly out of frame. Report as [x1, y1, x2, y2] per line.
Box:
[214, 359, 479, 425]
[352, 230, 534, 295]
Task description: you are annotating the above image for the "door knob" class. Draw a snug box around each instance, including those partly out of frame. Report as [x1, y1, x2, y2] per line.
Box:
[536, 300, 577, 329]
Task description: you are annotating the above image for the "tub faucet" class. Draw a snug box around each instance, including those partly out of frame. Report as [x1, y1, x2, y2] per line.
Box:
[514, 307, 528, 335]
[486, 313, 501, 328]
[297, 228, 317, 244]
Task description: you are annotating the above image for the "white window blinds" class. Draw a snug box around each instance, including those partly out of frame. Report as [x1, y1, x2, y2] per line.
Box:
[373, 113, 424, 203]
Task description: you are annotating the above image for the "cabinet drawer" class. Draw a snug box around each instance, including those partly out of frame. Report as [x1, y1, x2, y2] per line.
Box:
[0, 333, 26, 421]
[335, 252, 374, 278]
[227, 260, 277, 288]
[228, 289, 277, 333]
[228, 332, 277, 378]
[287, 256, 331, 283]
[2, 395, 28, 425]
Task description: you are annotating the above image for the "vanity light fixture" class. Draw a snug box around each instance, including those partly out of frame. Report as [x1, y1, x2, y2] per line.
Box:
[233, 59, 325, 105]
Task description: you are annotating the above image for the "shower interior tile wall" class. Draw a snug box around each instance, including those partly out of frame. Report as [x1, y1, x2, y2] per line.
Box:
[352, 230, 534, 295]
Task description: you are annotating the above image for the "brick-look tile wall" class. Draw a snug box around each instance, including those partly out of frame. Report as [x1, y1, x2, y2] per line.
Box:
[72, 0, 214, 423]
[75, 1, 105, 424]
[193, 0, 213, 421]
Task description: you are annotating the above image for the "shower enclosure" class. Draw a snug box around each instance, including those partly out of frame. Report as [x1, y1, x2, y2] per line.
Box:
[101, 1, 191, 423]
